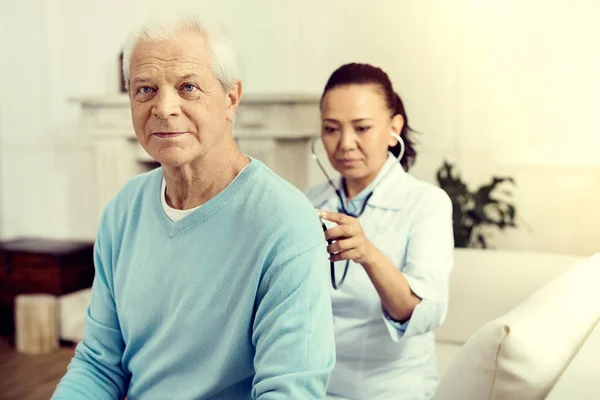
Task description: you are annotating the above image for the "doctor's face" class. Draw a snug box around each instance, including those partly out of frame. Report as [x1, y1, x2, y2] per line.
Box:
[320, 84, 401, 183]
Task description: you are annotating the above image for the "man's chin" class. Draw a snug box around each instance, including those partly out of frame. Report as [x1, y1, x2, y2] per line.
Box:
[151, 150, 196, 169]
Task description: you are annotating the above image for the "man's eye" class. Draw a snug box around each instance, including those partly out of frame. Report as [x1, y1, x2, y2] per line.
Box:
[138, 87, 153, 94]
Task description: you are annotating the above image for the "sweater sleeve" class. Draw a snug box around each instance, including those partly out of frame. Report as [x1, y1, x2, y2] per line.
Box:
[52, 216, 129, 399]
[251, 242, 335, 400]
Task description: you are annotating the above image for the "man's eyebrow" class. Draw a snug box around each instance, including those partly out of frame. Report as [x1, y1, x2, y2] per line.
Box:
[131, 77, 152, 86]
[180, 73, 202, 80]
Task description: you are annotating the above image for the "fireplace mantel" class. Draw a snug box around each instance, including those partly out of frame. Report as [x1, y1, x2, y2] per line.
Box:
[71, 93, 323, 218]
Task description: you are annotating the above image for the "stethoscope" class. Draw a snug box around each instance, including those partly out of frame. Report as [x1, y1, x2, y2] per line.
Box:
[311, 133, 405, 289]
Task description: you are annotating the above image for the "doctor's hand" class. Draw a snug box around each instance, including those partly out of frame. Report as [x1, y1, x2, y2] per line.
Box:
[319, 211, 377, 266]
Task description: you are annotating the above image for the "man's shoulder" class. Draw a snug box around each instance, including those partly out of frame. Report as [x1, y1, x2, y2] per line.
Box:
[101, 167, 161, 222]
[304, 181, 335, 208]
[250, 162, 314, 212]
[247, 162, 322, 235]
[244, 162, 326, 268]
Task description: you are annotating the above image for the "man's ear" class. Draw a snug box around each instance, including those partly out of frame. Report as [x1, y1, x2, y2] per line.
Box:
[226, 80, 242, 122]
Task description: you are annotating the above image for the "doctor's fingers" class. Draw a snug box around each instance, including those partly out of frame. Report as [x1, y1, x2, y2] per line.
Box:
[324, 224, 361, 241]
[329, 248, 362, 262]
[319, 210, 355, 225]
[327, 237, 361, 255]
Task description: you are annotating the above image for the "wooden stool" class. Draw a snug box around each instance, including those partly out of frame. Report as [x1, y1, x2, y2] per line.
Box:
[15, 294, 58, 355]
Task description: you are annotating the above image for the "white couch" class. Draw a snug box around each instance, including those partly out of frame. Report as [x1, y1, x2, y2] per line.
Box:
[435, 248, 600, 399]
[59, 248, 600, 398]
[58, 288, 91, 343]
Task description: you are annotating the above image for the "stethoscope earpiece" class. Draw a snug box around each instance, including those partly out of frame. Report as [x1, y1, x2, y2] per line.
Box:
[390, 132, 405, 161]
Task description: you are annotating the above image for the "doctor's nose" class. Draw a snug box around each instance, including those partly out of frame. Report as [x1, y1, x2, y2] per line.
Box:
[339, 130, 358, 152]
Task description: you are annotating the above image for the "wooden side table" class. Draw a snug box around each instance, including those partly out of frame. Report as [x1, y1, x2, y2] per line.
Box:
[0, 238, 95, 335]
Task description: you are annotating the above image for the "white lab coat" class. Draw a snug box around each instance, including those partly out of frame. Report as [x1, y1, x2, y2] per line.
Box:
[305, 154, 454, 400]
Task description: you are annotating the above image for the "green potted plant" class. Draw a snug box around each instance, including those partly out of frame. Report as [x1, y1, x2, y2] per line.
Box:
[436, 161, 517, 248]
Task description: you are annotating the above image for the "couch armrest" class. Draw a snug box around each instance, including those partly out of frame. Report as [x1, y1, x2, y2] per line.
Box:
[545, 321, 600, 400]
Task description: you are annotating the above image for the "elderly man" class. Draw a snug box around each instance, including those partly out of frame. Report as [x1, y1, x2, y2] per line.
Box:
[52, 15, 334, 400]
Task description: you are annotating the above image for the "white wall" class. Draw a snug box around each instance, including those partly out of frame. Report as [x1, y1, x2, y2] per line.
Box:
[0, 2, 5, 237]
[1, 0, 599, 255]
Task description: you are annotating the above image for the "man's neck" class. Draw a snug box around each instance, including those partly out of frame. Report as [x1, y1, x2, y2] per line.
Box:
[163, 141, 249, 210]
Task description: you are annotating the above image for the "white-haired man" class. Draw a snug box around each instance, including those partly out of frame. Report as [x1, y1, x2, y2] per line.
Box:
[52, 16, 335, 400]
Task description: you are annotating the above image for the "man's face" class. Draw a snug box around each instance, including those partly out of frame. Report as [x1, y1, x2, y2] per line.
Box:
[128, 30, 240, 168]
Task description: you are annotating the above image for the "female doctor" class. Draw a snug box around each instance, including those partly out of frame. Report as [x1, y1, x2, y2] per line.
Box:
[306, 63, 454, 400]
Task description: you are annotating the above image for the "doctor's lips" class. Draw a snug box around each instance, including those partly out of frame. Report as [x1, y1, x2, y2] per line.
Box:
[152, 132, 186, 138]
[337, 158, 361, 165]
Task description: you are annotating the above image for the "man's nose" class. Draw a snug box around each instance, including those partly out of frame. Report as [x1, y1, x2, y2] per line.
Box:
[152, 89, 181, 119]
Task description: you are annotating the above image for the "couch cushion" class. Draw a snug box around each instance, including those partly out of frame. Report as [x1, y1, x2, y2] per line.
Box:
[433, 253, 600, 400]
[435, 341, 463, 378]
[545, 321, 600, 399]
[436, 249, 584, 343]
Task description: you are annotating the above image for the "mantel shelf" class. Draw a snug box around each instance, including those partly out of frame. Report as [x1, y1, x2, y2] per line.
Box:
[69, 92, 320, 107]
[72, 92, 323, 220]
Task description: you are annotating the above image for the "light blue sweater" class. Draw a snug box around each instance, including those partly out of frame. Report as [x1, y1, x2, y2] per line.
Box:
[52, 159, 335, 400]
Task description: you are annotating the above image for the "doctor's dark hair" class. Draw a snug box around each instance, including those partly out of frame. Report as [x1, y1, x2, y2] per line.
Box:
[320, 63, 417, 172]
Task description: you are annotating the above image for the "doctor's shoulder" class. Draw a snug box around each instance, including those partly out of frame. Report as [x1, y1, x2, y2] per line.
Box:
[402, 174, 453, 217]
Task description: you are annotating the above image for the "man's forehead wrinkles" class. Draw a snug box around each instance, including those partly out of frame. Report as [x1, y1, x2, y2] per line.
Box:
[133, 57, 207, 67]
[134, 53, 205, 61]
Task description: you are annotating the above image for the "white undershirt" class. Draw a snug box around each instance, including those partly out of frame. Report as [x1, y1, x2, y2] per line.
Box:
[160, 164, 250, 222]
[160, 178, 200, 222]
